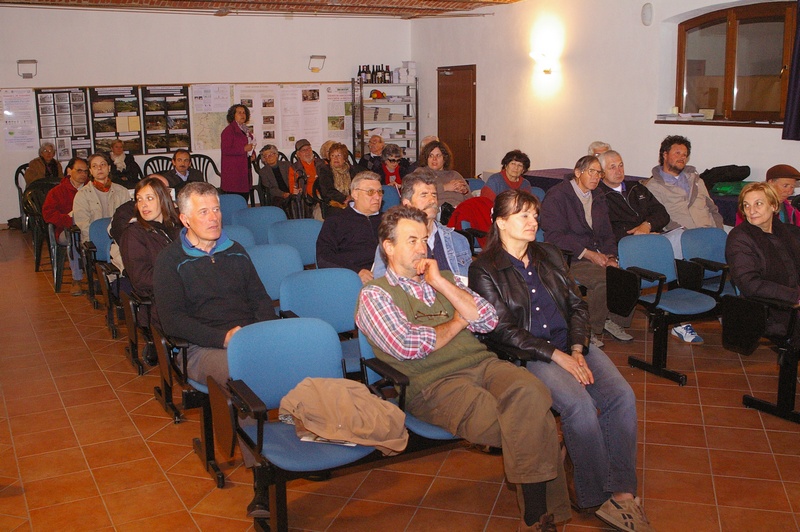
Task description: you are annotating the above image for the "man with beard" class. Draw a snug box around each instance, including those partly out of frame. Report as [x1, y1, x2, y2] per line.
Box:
[644, 135, 722, 230]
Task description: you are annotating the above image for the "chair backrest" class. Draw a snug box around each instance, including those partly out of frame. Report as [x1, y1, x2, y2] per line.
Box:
[219, 194, 249, 226]
[227, 318, 343, 409]
[232, 205, 288, 245]
[14, 164, 28, 193]
[280, 268, 362, 333]
[143, 156, 173, 176]
[466, 178, 484, 193]
[248, 244, 304, 301]
[530, 186, 546, 202]
[290, 150, 321, 164]
[89, 217, 113, 262]
[267, 218, 323, 266]
[381, 185, 401, 213]
[681, 227, 727, 273]
[223, 224, 256, 248]
[190, 154, 219, 182]
[618, 234, 677, 287]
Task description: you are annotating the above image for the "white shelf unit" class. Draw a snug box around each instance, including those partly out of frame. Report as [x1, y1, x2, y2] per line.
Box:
[352, 78, 419, 162]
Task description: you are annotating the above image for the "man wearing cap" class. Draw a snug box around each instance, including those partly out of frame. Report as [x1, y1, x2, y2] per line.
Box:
[760, 165, 800, 227]
[288, 139, 322, 196]
[162, 149, 204, 193]
[359, 134, 385, 173]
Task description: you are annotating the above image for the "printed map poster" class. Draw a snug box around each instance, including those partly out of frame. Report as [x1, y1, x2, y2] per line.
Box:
[190, 84, 232, 150]
[1, 88, 38, 152]
[142, 85, 190, 154]
[35, 88, 92, 159]
[89, 86, 143, 154]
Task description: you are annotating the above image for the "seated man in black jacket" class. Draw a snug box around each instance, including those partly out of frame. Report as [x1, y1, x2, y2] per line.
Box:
[597, 150, 674, 242]
[316, 171, 383, 284]
[153, 182, 277, 385]
[162, 149, 204, 192]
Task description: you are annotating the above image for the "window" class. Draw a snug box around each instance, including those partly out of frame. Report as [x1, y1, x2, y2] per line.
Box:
[677, 2, 796, 121]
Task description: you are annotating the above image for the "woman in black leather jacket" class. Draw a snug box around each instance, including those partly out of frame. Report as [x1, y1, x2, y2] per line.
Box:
[469, 190, 649, 530]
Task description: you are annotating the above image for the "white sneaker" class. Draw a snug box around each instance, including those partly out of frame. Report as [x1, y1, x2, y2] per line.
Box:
[671, 323, 704, 344]
[590, 334, 604, 349]
[604, 319, 633, 342]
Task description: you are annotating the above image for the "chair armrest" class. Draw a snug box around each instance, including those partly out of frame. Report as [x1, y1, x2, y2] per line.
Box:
[362, 357, 410, 410]
[689, 257, 727, 273]
[675, 258, 703, 291]
[279, 310, 299, 319]
[606, 266, 641, 316]
[747, 295, 800, 311]
[627, 266, 665, 284]
[129, 292, 152, 307]
[227, 379, 267, 454]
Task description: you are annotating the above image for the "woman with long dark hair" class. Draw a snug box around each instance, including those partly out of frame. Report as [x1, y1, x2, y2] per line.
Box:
[469, 189, 650, 532]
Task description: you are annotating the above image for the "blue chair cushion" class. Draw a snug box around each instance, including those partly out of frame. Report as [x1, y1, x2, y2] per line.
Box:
[188, 379, 208, 394]
[404, 414, 457, 440]
[243, 421, 375, 472]
[640, 288, 717, 315]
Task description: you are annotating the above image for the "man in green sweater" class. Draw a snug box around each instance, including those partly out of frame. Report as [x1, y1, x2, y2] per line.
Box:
[356, 205, 569, 532]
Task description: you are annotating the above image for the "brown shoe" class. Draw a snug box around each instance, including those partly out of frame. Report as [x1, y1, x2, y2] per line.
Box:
[517, 513, 556, 532]
[70, 281, 84, 296]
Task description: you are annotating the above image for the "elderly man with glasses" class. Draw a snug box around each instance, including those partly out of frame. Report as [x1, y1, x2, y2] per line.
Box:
[316, 171, 384, 284]
[540, 155, 633, 348]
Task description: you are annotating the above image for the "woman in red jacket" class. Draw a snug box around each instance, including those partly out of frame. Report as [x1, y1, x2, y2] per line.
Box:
[220, 104, 255, 199]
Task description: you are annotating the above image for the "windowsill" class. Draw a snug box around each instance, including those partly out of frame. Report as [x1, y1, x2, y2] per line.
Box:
[654, 119, 783, 129]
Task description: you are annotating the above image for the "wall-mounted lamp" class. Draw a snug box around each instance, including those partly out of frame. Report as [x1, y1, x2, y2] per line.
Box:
[641, 3, 654, 26]
[17, 59, 38, 79]
[308, 55, 326, 73]
[529, 52, 553, 75]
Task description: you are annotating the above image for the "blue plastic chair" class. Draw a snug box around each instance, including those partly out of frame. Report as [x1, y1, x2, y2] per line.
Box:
[530, 186, 546, 202]
[267, 218, 323, 267]
[381, 185, 401, 213]
[219, 194, 248, 226]
[279, 268, 363, 375]
[232, 205, 287, 245]
[358, 333, 458, 441]
[223, 224, 256, 249]
[610, 234, 718, 385]
[248, 244, 304, 308]
[680, 227, 734, 297]
[466, 178, 484, 192]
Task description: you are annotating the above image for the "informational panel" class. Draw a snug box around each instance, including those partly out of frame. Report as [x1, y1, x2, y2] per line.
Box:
[1, 88, 38, 152]
[35, 87, 92, 159]
[89, 86, 143, 154]
[233, 82, 352, 155]
[142, 85, 190, 154]
[190, 84, 233, 150]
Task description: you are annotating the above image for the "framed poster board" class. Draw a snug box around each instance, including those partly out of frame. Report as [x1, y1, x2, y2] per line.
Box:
[89, 86, 143, 154]
[142, 85, 190, 153]
[35, 87, 92, 159]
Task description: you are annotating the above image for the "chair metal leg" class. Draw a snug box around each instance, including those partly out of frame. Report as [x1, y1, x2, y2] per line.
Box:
[743, 347, 800, 423]
[188, 392, 224, 488]
[153, 341, 183, 423]
[269, 475, 290, 532]
[120, 292, 144, 375]
[33, 221, 45, 272]
[628, 311, 688, 386]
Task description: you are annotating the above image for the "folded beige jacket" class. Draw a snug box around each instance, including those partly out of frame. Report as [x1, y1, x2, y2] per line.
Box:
[280, 377, 408, 456]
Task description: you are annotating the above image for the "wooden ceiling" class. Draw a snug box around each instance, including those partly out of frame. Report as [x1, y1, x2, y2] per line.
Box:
[0, 0, 521, 18]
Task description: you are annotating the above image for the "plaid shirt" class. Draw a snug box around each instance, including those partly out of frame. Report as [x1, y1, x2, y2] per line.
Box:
[356, 267, 497, 361]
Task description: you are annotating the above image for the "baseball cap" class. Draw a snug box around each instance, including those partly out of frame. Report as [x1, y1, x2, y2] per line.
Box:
[766, 164, 800, 181]
[295, 139, 311, 151]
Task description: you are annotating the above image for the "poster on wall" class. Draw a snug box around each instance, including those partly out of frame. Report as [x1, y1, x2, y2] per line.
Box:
[89, 86, 143, 155]
[189, 84, 233, 150]
[1, 88, 38, 153]
[234, 84, 278, 152]
[142, 85, 190, 154]
[35, 88, 92, 159]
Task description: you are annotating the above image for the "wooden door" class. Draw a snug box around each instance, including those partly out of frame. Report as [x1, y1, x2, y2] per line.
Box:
[437, 65, 476, 179]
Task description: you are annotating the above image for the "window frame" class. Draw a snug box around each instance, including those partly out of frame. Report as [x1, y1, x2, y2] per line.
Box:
[676, 2, 797, 122]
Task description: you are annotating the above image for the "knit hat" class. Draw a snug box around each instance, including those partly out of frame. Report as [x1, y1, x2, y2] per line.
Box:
[766, 164, 800, 181]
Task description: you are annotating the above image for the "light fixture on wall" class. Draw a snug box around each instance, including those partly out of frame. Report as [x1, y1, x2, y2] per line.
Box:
[641, 3, 654, 26]
[308, 55, 326, 73]
[529, 52, 553, 75]
[17, 59, 38, 79]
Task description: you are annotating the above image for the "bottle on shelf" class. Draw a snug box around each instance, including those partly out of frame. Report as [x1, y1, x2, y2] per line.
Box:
[364, 65, 371, 84]
[385, 65, 391, 83]
[375, 65, 384, 84]
[357, 65, 365, 83]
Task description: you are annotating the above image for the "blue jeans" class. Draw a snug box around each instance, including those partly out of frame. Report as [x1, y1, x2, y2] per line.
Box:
[526, 345, 637, 508]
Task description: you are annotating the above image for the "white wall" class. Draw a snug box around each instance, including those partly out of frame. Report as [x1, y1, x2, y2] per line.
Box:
[411, 0, 795, 180]
[0, 6, 411, 221]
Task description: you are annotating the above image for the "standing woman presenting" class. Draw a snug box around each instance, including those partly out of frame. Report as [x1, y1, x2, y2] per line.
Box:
[220, 104, 255, 199]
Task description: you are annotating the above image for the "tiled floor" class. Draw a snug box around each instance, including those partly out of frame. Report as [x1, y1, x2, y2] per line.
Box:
[0, 226, 799, 531]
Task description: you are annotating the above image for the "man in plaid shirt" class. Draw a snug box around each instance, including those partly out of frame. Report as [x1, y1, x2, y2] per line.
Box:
[356, 205, 570, 531]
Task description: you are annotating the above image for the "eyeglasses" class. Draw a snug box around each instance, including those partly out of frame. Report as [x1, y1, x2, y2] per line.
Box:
[584, 168, 605, 178]
[355, 188, 384, 197]
[386, 158, 401, 163]
[414, 309, 450, 320]
[42, 149, 54, 154]
[73, 169, 89, 174]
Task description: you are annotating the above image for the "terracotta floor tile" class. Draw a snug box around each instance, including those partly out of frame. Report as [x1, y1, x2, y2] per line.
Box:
[289, 468, 369, 497]
[190, 514, 251, 531]
[59, 383, 118, 407]
[23, 469, 99, 509]
[694, 372, 751, 390]
[438, 447, 506, 483]
[72, 417, 140, 446]
[13, 426, 78, 457]
[643, 470, 716, 504]
[644, 401, 703, 424]
[17, 447, 87, 482]
[775, 454, 800, 483]
[645, 383, 700, 404]
[698, 387, 751, 408]
[148, 441, 194, 471]
[116, 391, 156, 412]
[421, 477, 500, 515]
[709, 449, 780, 480]
[378, 448, 450, 476]
[785, 482, 800, 513]
[644, 443, 711, 474]
[93, 457, 167, 494]
[53, 370, 109, 392]
[642, 499, 719, 531]
[644, 421, 707, 447]
[327, 498, 416, 532]
[8, 408, 71, 436]
[4, 392, 62, 417]
[0, 515, 28, 531]
[491, 481, 520, 519]
[0, 482, 29, 518]
[82, 435, 152, 468]
[1, 376, 58, 399]
[103, 481, 184, 525]
[704, 426, 771, 453]
[759, 413, 800, 433]
[131, 413, 174, 439]
[115, 510, 199, 531]
[191, 480, 256, 521]
[66, 399, 128, 426]
[717, 506, 798, 531]
[767, 431, 800, 456]
[167, 472, 218, 509]
[714, 477, 791, 511]
[702, 405, 764, 429]
[353, 469, 434, 506]
[409, 508, 491, 531]
[148, 418, 203, 446]
[28, 496, 112, 530]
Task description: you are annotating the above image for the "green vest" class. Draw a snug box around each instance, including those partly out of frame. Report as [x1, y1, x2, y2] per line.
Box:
[364, 272, 495, 402]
